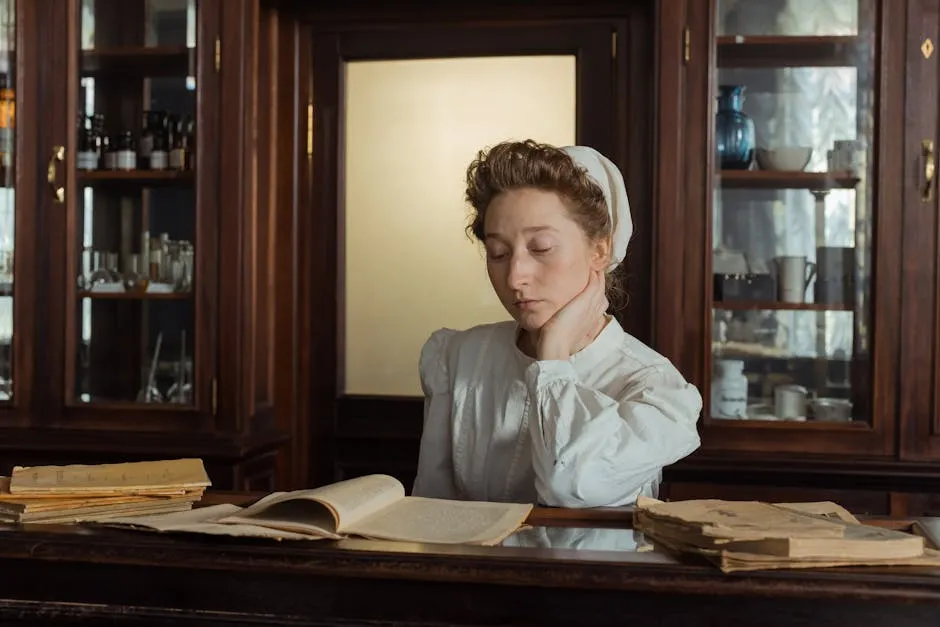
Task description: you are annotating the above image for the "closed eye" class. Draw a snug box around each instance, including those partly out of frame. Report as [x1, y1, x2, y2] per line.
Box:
[532, 248, 553, 254]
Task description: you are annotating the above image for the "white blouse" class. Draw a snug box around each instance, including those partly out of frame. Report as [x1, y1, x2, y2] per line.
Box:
[412, 318, 703, 508]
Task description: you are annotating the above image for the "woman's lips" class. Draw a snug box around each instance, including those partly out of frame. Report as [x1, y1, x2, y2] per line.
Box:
[514, 300, 541, 310]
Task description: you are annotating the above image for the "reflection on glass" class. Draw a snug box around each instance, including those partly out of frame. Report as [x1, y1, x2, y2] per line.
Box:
[145, 0, 197, 47]
[710, 1, 870, 425]
[74, 1, 196, 405]
[0, 0, 13, 401]
[343, 56, 576, 396]
[716, 0, 859, 36]
[501, 526, 649, 552]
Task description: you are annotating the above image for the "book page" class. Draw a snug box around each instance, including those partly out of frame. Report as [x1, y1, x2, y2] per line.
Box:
[217, 491, 343, 538]
[296, 474, 405, 529]
[9, 459, 211, 494]
[344, 496, 532, 546]
[215, 474, 404, 535]
[103, 504, 325, 541]
[637, 497, 846, 540]
[771, 501, 861, 525]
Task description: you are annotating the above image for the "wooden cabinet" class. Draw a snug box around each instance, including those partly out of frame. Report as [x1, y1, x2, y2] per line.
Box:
[0, 0, 304, 490]
[656, 0, 940, 514]
[899, 0, 940, 462]
[271, 0, 940, 510]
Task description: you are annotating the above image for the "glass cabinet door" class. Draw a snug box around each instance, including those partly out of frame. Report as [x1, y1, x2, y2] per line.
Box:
[708, 0, 883, 434]
[0, 0, 13, 405]
[68, 0, 198, 407]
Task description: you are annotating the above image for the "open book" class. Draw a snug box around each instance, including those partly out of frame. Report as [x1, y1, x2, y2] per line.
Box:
[104, 474, 533, 546]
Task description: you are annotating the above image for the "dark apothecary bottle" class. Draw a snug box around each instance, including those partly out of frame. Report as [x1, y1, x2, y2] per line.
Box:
[169, 114, 195, 171]
[76, 115, 100, 171]
[115, 130, 137, 171]
[140, 110, 168, 169]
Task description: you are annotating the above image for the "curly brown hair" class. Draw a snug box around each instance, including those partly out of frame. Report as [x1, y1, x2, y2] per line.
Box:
[464, 139, 611, 245]
[463, 139, 626, 309]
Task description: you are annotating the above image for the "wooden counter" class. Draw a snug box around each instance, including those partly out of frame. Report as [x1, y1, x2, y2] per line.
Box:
[1, 494, 939, 626]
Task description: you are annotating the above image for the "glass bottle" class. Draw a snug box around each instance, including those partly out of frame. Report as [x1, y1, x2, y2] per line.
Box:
[76, 115, 98, 170]
[168, 114, 186, 170]
[139, 110, 154, 168]
[149, 111, 169, 170]
[115, 130, 137, 171]
[715, 85, 756, 170]
[0, 73, 14, 168]
[184, 115, 196, 170]
[102, 131, 116, 170]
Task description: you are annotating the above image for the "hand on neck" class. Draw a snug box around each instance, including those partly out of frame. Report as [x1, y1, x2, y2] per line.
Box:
[521, 315, 609, 361]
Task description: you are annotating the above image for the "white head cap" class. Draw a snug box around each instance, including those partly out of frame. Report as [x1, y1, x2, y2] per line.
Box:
[560, 145, 632, 271]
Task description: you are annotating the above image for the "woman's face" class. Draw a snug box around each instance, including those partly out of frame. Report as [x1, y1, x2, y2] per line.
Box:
[483, 187, 609, 331]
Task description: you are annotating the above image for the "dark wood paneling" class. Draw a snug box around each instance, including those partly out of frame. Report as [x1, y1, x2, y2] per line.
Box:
[900, 0, 940, 460]
[218, 0, 257, 433]
[4, 518, 940, 626]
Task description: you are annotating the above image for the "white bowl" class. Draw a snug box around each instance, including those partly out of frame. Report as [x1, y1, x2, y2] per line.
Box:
[756, 147, 812, 171]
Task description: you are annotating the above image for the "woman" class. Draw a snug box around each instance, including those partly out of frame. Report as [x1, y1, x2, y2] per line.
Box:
[412, 140, 702, 508]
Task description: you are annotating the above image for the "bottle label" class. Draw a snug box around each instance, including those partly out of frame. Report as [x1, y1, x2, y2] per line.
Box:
[169, 148, 185, 170]
[150, 150, 168, 170]
[139, 135, 153, 158]
[116, 150, 136, 171]
[0, 127, 12, 160]
[77, 150, 98, 170]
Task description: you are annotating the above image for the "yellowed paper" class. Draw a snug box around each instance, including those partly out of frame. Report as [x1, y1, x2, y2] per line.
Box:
[104, 504, 326, 541]
[346, 496, 533, 546]
[108, 474, 532, 546]
[637, 497, 845, 540]
[9, 459, 211, 494]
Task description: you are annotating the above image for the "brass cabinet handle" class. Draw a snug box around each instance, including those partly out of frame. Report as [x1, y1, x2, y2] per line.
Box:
[923, 139, 935, 203]
[47, 145, 65, 203]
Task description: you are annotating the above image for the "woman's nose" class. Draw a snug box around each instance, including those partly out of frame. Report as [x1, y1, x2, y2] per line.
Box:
[507, 254, 533, 289]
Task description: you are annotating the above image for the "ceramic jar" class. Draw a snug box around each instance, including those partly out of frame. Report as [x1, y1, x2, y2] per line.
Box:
[711, 358, 749, 419]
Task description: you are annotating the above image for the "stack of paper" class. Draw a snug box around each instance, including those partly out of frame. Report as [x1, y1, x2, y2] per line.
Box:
[634, 496, 940, 572]
[0, 458, 210, 524]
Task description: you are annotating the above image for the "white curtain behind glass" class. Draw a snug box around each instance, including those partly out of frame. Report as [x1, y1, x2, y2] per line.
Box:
[715, 0, 864, 359]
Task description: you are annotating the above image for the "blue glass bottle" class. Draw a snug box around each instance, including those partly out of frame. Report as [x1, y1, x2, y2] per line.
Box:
[716, 85, 755, 170]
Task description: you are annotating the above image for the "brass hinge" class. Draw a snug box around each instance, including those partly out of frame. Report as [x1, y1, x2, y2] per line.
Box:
[611, 31, 617, 60]
[214, 38, 221, 72]
[306, 102, 313, 157]
[211, 377, 218, 415]
[683, 27, 691, 64]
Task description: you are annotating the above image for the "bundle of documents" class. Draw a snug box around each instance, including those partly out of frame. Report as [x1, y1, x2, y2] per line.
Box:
[104, 473, 533, 546]
[634, 496, 940, 573]
[0, 458, 210, 524]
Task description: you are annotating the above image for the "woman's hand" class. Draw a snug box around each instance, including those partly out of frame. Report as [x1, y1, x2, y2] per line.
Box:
[536, 270, 609, 361]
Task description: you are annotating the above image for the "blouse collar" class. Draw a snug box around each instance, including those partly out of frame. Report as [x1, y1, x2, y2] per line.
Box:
[512, 316, 625, 371]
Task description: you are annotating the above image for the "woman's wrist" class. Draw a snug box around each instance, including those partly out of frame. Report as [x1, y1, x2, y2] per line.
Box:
[535, 342, 570, 361]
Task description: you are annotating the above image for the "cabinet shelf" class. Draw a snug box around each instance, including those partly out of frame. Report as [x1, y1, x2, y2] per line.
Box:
[714, 301, 852, 311]
[717, 35, 863, 67]
[80, 46, 194, 77]
[78, 291, 191, 300]
[720, 170, 860, 190]
[78, 170, 194, 187]
[705, 417, 868, 430]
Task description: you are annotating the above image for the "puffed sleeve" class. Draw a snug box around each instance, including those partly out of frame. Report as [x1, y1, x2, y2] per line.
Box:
[525, 360, 702, 508]
[411, 328, 459, 499]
